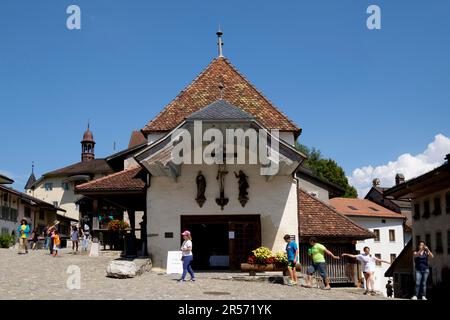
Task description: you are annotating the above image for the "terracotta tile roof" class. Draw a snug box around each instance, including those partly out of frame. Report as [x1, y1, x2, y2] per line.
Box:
[75, 167, 146, 193]
[142, 57, 301, 136]
[298, 188, 373, 239]
[128, 130, 147, 148]
[329, 198, 406, 219]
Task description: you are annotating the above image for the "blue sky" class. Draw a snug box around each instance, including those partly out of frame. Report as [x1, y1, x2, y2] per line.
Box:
[1, 0, 449, 194]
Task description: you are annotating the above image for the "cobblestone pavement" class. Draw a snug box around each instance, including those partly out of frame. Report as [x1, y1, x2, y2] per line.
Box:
[0, 248, 390, 300]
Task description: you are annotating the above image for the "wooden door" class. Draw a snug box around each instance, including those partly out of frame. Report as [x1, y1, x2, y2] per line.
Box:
[229, 220, 261, 270]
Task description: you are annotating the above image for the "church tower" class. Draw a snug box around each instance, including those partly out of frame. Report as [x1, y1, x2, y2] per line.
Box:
[81, 122, 95, 162]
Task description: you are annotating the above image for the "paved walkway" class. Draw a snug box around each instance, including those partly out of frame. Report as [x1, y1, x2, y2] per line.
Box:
[0, 248, 390, 300]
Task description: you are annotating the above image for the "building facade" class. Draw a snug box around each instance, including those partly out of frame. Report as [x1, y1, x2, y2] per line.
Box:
[385, 155, 450, 296]
[26, 125, 113, 221]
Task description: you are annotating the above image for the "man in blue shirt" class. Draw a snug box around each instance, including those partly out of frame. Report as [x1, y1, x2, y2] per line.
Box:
[284, 234, 299, 286]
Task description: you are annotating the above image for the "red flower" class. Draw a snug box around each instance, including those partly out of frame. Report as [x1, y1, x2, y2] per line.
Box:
[247, 255, 256, 264]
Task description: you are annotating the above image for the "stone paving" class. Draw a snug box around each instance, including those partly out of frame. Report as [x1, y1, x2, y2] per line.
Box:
[0, 248, 391, 300]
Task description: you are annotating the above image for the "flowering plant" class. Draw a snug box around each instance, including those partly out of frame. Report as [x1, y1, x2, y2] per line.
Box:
[247, 247, 290, 266]
[274, 251, 288, 267]
[251, 246, 273, 265]
[107, 219, 130, 231]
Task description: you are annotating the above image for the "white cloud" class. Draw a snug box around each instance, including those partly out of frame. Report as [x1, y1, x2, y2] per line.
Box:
[348, 134, 450, 198]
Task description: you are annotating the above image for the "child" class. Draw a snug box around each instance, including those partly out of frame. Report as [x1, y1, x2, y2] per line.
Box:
[283, 234, 299, 286]
[52, 230, 61, 257]
[386, 280, 393, 298]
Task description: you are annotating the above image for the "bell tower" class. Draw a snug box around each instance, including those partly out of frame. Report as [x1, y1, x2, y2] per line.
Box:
[81, 122, 95, 162]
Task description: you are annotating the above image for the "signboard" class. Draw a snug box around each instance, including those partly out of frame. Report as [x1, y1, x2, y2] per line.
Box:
[166, 251, 183, 274]
[228, 231, 235, 239]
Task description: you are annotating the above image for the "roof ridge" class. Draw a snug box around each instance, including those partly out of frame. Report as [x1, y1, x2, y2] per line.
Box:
[298, 187, 374, 237]
[76, 166, 141, 189]
[143, 58, 220, 131]
[221, 58, 300, 133]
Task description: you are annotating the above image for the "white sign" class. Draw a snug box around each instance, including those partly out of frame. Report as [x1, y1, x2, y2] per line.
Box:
[89, 242, 100, 257]
[166, 251, 183, 274]
[228, 231, 235, 239]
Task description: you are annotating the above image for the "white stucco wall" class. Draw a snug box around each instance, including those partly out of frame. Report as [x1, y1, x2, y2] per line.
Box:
[146, 164, 299, 270]
[29, 174, 107, 221]
[350, 216, 405, 296]
[297, 177, 330, 203]
[413, 188, 450, 285]
[279, 131, 295, 146]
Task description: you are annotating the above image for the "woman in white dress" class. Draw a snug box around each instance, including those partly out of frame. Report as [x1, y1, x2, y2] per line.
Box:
[342, 246, 390, 295]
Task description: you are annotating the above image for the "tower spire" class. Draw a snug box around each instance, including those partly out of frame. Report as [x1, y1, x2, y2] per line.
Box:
[216, 27, 224, 58]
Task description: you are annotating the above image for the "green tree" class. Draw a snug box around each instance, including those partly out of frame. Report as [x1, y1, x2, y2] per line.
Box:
[295, 142, 358, 198]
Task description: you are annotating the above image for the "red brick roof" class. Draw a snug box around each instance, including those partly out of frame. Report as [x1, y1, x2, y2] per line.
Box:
[329, 198, 406, 219]
[75, 167, 146, 193]
[142, 57, 301, 136]
[298, 188, 373, 239]
[128, 130, 147, 148]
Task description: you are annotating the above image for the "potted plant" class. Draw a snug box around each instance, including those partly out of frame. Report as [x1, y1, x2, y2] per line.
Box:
[107, 219, 130, 250]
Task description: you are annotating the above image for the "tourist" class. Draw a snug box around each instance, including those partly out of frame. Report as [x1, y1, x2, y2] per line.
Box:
[17, 219, 30, 254]
[412, 241, 434, 300]
[71, 225, 79, 252]
[47, 225, 56, 255]
[82, 223, 90, 251]
[304, 237, 340, 290]
[342, 246, 390, 295]
[52, 230, 61, 257]
[386, 280, 394, 298]
[283, 234, 299, 286]
[179, 230, 195, 282]
[30, 229, 39, 250]
[43, 226, 50, 250]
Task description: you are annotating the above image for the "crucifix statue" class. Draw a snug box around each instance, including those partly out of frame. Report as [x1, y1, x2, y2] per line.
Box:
[215, 164, 229, 210]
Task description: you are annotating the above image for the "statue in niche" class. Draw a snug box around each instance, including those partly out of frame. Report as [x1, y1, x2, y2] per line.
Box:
[195, 171, 206, 207]
[215, 165, 229, 210]
[234, 170, 249, 207]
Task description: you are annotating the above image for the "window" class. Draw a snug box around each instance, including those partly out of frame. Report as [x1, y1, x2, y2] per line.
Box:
[415, 235, 421, 248]
[390, 254, 397, 263]
[39, 210, 45, 220]
[348, 206, 358, 210]
[436, 232, 443, 254]
[446, 193, 450, 214]
[425, 234, 431, 249]
[373, 229, 380, 242]
[10, 208, 18, 222]
[389, 229, 396, 242]
[24, 206, 31, 218]
[375, 254, 382, 266]
[447, 230, 450, 254]
[2, 193, 8, 202]
[61, 182, 70, 191]
[423, 200, 430, 219]
[414, 204, 421, 220]
[433, 197, 442, 216]
[44, 183, 53, 191]
[369, 207, 379, 212]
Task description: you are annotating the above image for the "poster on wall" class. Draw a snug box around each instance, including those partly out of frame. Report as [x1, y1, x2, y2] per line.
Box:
[166, 251, 183, 274]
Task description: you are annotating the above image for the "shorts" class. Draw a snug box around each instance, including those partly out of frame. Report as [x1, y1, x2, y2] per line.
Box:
[287, 260, 296, 269]
[307, 262, 327, 280]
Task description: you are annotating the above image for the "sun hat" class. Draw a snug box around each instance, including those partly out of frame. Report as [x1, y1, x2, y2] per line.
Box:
[181, 230, 191, 236]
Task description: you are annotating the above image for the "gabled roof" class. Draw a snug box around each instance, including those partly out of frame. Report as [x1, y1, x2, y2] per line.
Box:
[75, 167, 146, 193]
[296, 166, 345, 198]
[330, 198, 406, 219]
[0, 185, 66, 212]
[24, 172, 36, 190]
[0, 173, 14, 184]
[128, 130, 147, 148]
[298, 188, 373, 240]
[187, 99, 254, 121]
[142, 57, 301, 136]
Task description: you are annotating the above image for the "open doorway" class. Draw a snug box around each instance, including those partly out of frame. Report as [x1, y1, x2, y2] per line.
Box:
[181, 215, 261, 270]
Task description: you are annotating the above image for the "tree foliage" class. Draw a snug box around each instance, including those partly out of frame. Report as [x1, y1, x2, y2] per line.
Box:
[296, 142, 358, 198]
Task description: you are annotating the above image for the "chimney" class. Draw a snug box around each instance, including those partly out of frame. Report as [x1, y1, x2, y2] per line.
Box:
[372, 178, 380, 187]
[395, 173, 405, 186]
[445, 154, 450, 163]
